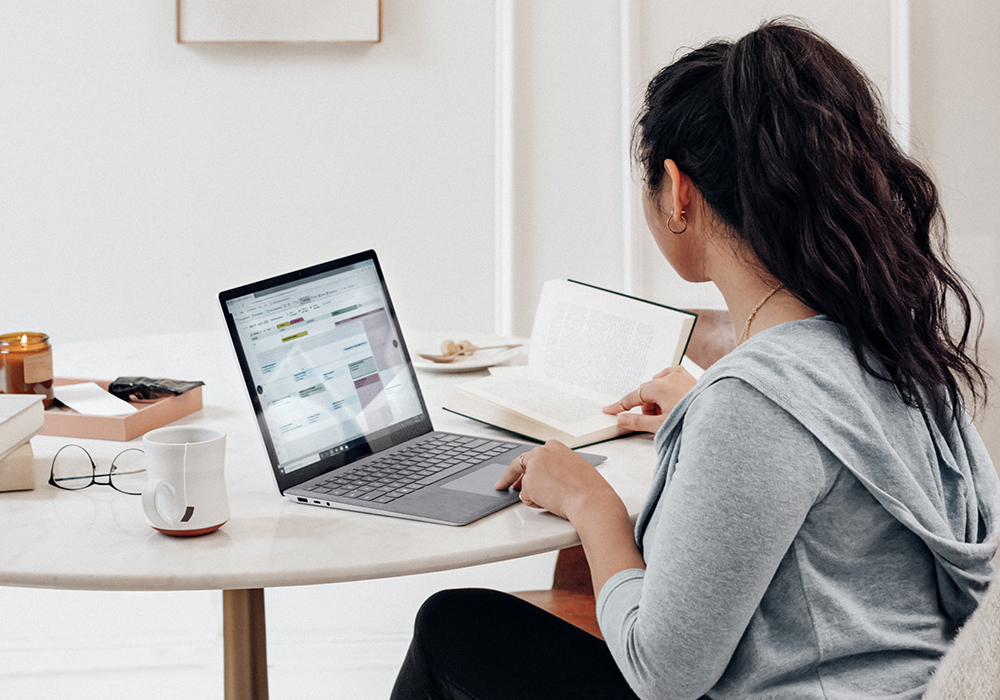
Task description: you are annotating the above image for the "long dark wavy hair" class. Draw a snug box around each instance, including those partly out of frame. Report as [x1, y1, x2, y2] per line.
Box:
[634, 19, 988, 418]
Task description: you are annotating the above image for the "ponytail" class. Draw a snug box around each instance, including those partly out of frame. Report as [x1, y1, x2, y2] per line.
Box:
[634, 19, 988, 418]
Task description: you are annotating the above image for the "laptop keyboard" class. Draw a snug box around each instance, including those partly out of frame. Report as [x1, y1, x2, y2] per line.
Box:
[303, 434, 522, 505]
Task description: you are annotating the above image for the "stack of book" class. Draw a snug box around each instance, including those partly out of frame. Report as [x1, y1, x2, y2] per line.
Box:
[0, 394, 45, 492]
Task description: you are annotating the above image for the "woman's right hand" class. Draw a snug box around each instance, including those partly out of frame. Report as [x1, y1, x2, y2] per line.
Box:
[602, 366, 698, 434]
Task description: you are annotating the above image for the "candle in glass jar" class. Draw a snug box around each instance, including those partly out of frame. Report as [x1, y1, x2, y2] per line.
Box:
[0, 332, 54, 407]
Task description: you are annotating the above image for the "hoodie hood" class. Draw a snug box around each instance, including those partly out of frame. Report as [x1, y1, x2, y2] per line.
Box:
[647, 316, 1000, 627]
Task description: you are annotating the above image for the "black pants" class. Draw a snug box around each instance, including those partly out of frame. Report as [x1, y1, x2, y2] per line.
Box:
[391, 588, 639, 700]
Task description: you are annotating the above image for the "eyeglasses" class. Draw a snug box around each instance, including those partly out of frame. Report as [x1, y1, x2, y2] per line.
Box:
[49, 445, 146, 495]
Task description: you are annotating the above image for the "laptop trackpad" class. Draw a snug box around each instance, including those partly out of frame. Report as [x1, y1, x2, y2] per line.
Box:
[440, 463, 511, 498]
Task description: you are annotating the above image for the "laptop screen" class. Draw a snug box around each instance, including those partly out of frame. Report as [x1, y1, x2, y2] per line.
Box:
[220, 251, 433, 491]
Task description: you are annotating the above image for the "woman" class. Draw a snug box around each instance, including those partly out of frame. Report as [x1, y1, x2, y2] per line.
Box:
[392, 20, 1000, 700]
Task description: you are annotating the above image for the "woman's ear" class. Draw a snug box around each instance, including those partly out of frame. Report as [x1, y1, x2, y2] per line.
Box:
[663, 159, 691, 223]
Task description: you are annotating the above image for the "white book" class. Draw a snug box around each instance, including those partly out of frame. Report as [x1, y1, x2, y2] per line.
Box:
[0, 394, 45, 460]
[444, 280, 697, 448]
[0, 441, 35, 492]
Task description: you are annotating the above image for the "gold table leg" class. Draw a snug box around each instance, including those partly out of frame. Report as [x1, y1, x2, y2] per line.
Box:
[223, 588, 269, 700]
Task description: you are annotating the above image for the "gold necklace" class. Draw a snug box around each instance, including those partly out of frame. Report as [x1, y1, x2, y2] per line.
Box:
[737, 283, 784, 345]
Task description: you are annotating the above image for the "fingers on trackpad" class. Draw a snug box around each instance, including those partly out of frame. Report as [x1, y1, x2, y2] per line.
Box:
[440, 463, 511, 498]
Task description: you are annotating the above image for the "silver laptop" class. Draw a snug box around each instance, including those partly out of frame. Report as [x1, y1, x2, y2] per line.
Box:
[219, 250, 604, 525]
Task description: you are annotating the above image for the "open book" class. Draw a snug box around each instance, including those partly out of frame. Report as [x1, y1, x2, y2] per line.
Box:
[443, 280, 698, 448]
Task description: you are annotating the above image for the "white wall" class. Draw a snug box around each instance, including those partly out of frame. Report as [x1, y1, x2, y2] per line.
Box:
[909, 0, 1000, 463]
[2, 1, 998, 697]
[1, 1, 497, 344]
[508, 1, 625, 334]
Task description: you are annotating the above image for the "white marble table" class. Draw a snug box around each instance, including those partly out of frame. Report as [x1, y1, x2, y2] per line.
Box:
[0, 330, 657, 699]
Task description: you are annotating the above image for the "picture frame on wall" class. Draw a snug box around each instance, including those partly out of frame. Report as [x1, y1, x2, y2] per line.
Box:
[177, 0, 381, 44]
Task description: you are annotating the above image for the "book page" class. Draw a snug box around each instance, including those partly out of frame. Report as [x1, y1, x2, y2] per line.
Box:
[461, 368, 618, 436]
[528, 280, 694, 399]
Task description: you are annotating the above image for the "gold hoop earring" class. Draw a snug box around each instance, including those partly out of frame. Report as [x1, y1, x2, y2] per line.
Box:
[667, 209, 687, 235]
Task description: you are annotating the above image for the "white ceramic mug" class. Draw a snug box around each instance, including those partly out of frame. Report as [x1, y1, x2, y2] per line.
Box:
[141, 425, 230, 536]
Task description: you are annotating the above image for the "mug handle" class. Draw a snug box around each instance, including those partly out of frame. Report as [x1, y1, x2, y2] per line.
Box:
[142, 480, 179, 528]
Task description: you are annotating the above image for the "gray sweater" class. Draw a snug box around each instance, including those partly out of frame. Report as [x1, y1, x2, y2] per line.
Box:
[596, 317, 1000, 700]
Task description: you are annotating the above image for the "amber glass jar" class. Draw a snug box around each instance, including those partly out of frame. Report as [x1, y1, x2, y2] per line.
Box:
[0, 333, 54, 407]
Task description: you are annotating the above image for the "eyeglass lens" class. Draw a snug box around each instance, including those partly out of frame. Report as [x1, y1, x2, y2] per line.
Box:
[109, 448, 146, 495]
[50, 445, 96, 490]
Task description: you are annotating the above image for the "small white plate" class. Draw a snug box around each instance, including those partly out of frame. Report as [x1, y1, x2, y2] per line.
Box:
[412, 345, 523, 373]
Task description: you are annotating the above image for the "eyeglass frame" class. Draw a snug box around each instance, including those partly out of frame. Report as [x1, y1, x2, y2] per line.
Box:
[48, 444, 147, 496]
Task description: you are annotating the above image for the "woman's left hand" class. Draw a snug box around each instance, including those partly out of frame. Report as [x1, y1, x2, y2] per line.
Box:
[494, 440, 618, 520]
[602, 365, 697, 434]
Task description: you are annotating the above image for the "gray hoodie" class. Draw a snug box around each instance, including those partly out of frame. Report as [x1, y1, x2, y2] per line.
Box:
[597, 317, 1000, 700]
